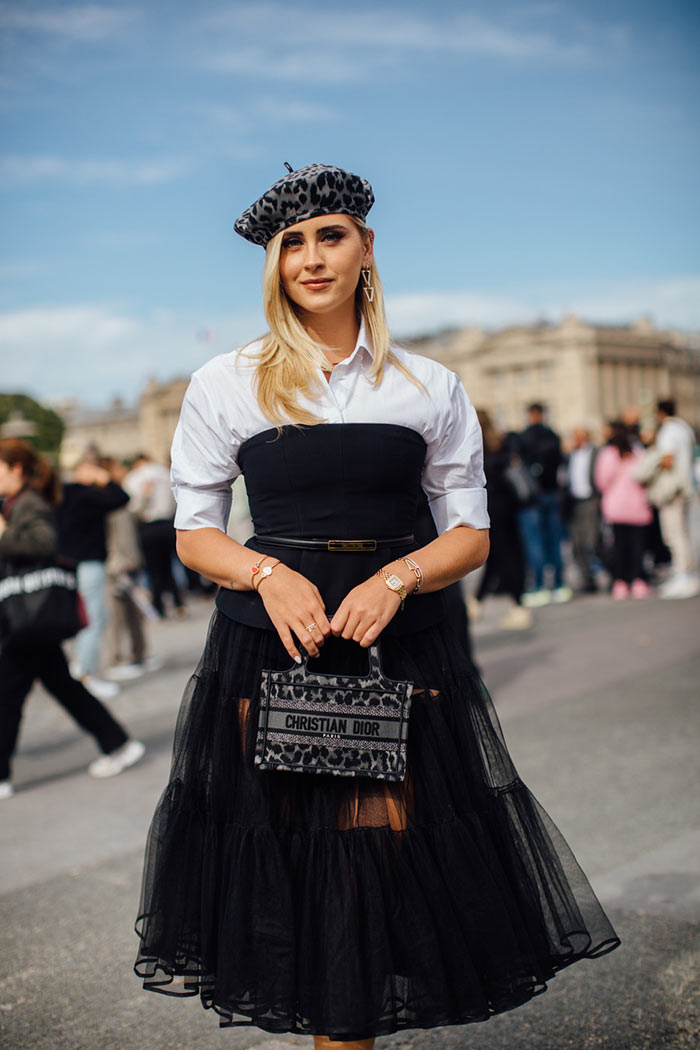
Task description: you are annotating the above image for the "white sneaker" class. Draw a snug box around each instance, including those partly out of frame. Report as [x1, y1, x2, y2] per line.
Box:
[142, 656, 165, 673]
[499, 604, 533, 630]
[106, 663, 145, 682]
[551, 585, 573, 604]
[659, 574, 700, 600]
[0, 780, 14, 800]
[82, 675, 120, 701]
[88, 740, 145, 778]
[522, 589, 551, 608]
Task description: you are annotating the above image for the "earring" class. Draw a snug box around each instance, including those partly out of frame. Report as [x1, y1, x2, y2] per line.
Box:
[361, 268, 374, 303]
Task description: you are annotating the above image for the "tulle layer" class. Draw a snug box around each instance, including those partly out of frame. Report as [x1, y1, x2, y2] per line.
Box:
[135, 612, 619, 1038]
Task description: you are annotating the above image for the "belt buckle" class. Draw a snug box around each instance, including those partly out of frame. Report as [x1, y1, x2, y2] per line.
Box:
[327, 539, 377, 552]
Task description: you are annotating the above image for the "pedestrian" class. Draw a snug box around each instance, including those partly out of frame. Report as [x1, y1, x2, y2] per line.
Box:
[134, 164, 619, 1046]
[57, 456, 130, 699]
[0, 439, 145, 800]
[517, 403, 572, 606]
[594, 421, 652, 599]
[102, 458, 162, 680]
[653, 400, 698, 599]
[123, 454, 186, 618]
[470, 410, 532, 629]
[565, 426, 601, 593]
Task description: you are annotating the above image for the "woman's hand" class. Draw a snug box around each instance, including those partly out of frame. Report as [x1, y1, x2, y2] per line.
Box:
[257, 562, 332, 663]
[330, 573, 406, 648]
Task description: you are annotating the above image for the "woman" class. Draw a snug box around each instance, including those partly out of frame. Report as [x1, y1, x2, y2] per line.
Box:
[135, 164, 618, 1046]
[470, 410, 532, 630]
[595, 421, 652, 599]
[0, 439, 145, 799]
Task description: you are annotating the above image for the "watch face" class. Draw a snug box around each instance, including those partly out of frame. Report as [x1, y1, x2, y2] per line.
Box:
[387, 574, 402, 589]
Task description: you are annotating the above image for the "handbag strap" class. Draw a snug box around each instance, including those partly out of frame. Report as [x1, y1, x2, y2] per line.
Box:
[299, 641, 385, 682]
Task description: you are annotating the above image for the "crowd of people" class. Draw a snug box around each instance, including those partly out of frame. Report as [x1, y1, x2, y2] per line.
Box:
[469, 397, 698, 629]
[0, 441, 214, 800]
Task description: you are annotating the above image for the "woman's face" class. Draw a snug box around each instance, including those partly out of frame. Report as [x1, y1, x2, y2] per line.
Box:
[0, 460, 24, 498]
[278, 214, 373, 318]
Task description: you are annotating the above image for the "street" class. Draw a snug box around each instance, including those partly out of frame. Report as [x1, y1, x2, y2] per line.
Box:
[1, 590, 699, 1050]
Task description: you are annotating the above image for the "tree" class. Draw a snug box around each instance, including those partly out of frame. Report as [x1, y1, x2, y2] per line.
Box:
[0, 393, 65, 458]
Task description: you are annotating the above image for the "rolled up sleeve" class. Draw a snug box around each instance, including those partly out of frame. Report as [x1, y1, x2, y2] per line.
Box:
[421, 371, 489, 534]
[171, 372, 242, 531]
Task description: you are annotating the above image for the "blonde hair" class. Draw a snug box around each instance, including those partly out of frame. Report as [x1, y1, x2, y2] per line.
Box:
[249, 217, 422, 426]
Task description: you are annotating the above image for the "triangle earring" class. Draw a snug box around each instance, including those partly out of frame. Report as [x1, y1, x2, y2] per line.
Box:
[361, 268, 374, 303]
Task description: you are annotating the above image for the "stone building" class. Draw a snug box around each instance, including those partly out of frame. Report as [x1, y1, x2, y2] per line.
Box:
[60, 316, 699, 464]
[411, 315, 700, 440]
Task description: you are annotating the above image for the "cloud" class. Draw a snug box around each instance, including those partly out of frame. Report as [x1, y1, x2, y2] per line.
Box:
[0, 154, 191, 187]
[0, 303, 266, 405]
[0, 3, 139, 41]
[196, 4, 600, 81]
[386, 276, 700, 336]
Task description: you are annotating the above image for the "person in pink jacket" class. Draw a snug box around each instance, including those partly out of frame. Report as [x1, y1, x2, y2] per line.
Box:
[595, 422, 652, 599]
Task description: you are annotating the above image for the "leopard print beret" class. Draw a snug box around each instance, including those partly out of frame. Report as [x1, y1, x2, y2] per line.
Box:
[234, 163, 375, 248]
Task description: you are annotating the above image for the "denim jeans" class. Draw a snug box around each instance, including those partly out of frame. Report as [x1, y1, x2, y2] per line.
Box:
[518, 490, 564, 590]
[75, 560, 109, 676]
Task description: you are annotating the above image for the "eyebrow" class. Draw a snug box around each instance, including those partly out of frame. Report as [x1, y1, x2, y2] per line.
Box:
[282, 223, 348, 239]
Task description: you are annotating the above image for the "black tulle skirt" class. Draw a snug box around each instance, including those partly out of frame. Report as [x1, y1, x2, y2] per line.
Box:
[134, 612, 619, 1039]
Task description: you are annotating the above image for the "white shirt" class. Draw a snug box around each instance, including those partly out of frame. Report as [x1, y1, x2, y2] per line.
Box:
[124, 461, 177, 522]
[568, 445, 595, 500]
[656, 416, 696, 490]
[171, 324, 489, 535]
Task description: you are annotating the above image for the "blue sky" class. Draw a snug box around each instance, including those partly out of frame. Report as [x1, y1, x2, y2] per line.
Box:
[1, 0, 699, 406]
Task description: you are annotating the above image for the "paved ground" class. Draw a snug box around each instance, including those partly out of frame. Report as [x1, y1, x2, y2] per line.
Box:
[1, 587, 699, 1050]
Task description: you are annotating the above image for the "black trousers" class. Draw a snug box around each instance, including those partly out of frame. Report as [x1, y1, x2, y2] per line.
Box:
[139, 519, 184, 617]
[611, 523, 646, 584]
[0, 641, 128, 782]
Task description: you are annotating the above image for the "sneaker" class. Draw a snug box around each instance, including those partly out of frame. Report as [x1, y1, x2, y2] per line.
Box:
[522, 589, 551, 608]
[106, 663, 145, 682]
[499, 604, 533, 630]
[659, 574, 700, 600]
[88, 740, 146, 779]
[611, 580, 629, 600]
[551, 585, 573, 604]
[0, 780, 14, 801]
[142, 656, 165, 673]
[82, 675, 120, 701]
[630, 579, 651, 600]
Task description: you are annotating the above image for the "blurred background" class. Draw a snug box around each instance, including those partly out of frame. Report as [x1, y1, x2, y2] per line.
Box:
[1, 0, 699, 454]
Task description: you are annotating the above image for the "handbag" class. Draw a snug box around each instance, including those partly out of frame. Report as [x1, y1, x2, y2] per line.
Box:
[504, 460, 540, 507]
[255, 642, 413, 781]
[0, 560, 88, 647]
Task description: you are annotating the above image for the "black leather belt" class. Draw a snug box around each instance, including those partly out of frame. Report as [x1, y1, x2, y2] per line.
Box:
[254, 534, 415, 553]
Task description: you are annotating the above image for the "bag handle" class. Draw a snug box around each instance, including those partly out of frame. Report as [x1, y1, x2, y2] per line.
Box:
[298, 641, 385, 682]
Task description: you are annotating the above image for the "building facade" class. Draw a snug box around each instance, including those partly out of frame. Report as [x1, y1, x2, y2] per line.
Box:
[60, 317, 699, 465]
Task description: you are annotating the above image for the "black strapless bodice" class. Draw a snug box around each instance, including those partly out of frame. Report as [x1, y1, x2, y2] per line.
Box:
[216, 423, 447, 634]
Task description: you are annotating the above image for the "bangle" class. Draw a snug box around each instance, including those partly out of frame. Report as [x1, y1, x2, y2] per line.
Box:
[250, 554, 269, 589]
[253, 558, 280, 591]
[402, 556, 423, 594]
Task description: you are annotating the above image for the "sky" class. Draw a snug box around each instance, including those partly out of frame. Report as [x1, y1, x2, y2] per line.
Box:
[1, 0, 699, 408]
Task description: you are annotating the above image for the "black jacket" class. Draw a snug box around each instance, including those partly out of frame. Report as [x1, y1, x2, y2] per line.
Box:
[57, 482, 129, 563]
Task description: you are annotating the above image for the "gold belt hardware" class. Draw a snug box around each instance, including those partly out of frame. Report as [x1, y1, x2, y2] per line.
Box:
[327, 539, 377, 552]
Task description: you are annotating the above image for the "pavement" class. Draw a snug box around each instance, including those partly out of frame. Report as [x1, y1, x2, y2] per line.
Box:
[1, 587, 699, 1050]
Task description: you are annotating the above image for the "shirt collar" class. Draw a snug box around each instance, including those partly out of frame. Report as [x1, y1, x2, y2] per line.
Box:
[338, 318, 374, 370]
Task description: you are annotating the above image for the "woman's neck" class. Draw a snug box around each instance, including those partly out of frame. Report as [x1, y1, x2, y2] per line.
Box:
[297, 302, 360, 367]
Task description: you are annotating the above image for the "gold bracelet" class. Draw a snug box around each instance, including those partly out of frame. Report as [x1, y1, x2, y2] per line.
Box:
[254, 560, 279, 590]
[250, 554, 269, 589]
[402, 556, 423, 594]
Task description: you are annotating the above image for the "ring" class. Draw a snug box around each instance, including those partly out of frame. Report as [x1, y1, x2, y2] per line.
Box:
[306, 622, 318, 633]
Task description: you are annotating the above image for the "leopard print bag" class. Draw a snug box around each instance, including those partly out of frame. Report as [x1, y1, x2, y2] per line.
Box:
[255, 643, 413, 781]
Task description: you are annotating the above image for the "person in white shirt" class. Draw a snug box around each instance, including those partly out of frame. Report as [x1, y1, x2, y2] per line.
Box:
[566, 426, 601, 593]
[134, 163, 618, 1047]
[124, 454, 185, 617]
[654, 399, 699, 599]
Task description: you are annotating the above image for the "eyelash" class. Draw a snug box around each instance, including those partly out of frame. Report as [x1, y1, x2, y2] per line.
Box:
[282, 231, 345, 249]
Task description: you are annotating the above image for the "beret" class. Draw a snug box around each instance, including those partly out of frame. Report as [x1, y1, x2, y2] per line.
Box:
[234, 163, 375, 248]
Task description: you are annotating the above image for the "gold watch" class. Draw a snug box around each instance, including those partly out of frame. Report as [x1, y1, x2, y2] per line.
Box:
[376, 569, 408, 610]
